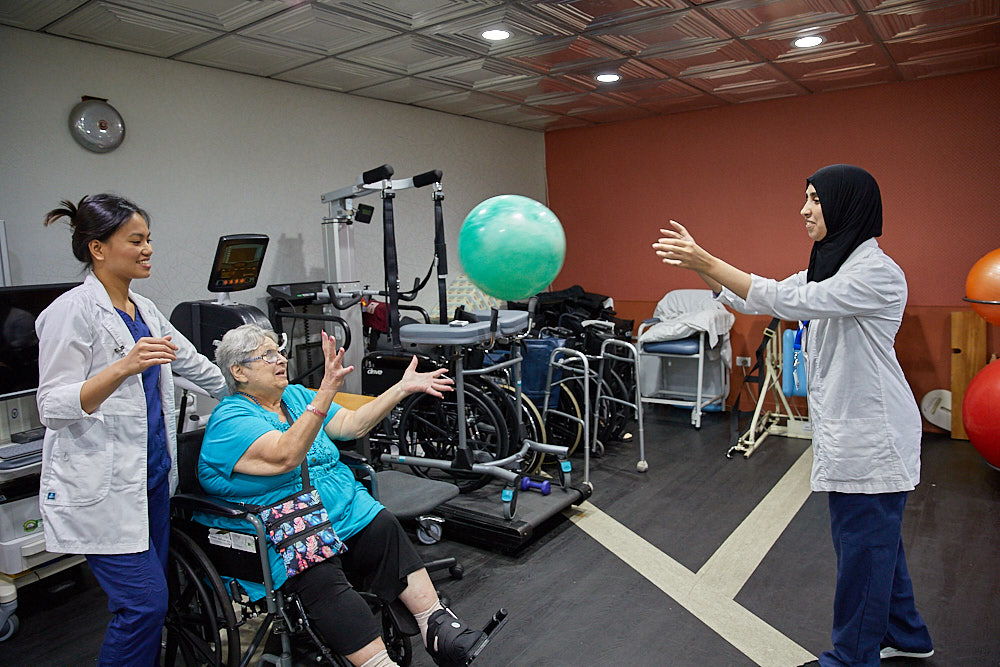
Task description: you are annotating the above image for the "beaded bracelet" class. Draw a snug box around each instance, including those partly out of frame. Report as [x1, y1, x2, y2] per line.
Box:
[305, 404, 327, 419]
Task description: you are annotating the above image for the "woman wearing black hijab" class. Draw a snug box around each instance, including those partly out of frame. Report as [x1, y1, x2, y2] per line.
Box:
[653, 165, 933, 666]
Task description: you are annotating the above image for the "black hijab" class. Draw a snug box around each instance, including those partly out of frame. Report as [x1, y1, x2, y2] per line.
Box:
[805, 164, 883, 283]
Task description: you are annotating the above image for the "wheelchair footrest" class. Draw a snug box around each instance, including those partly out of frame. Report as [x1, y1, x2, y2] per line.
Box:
[465, 608, 508, 666]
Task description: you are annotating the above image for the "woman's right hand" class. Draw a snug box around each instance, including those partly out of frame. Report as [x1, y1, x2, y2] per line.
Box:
[318, 330, 353, 393]
[120, 336, 178, 376]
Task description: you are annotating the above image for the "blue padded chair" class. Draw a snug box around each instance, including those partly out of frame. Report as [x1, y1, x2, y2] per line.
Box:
[636, 289, 733, 428]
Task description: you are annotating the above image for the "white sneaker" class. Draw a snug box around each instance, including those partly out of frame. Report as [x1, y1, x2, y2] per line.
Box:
[880, 646, 934, 659]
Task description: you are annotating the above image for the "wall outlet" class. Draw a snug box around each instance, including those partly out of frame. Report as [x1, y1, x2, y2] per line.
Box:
[736, 356, 751, 368]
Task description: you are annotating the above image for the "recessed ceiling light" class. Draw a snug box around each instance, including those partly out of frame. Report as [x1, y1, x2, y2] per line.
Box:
[793, 34, 825, 48]
[482, 29, 510, 41]
[595, 73, 620, 83]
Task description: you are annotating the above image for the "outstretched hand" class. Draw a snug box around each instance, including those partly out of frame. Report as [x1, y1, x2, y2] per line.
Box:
[318, 331, 353, 393]
[652, 219, 713, 272]
[400, 356, 454, 399]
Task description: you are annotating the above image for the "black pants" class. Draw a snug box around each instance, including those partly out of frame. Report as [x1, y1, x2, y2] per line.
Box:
[282, 510, 424, 655]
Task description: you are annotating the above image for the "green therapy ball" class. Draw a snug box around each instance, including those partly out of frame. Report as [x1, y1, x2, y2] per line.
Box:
[458, 195, 566, 301]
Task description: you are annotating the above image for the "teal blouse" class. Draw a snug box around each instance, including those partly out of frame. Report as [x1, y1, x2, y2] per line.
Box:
[197, 383, 383, 596]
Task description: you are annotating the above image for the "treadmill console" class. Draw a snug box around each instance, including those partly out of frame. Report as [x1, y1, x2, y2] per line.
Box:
[208, 234, 269, 293]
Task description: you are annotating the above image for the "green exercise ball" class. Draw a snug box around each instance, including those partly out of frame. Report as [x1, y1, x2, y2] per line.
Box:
[458, 195, 566, 301]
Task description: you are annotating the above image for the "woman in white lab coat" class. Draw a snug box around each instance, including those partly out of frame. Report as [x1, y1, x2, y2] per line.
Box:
[652, 165, 933, 667]
[35, 194, 226, 666]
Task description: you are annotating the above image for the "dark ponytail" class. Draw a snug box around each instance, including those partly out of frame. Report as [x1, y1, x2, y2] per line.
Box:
[43, 194, 150, 267]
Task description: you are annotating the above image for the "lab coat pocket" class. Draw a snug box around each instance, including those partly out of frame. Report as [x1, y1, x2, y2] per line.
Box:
[42, 418, 113, 507]
[817, 416, 890, 483]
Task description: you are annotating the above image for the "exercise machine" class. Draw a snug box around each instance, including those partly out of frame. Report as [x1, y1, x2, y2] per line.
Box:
[727, 319, 812, 459]
[318, 165, 593, 551]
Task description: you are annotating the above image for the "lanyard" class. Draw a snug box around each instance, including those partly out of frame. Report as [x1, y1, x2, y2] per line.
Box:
[793, 321, 808, 391]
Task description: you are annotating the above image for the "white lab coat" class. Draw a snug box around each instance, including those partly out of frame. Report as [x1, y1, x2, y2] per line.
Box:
[35, 273, 227, 554]
[717, 239, 921, 493]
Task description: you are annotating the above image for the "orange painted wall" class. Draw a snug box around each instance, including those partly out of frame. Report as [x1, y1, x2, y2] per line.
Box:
[545, 69, 1000, 425]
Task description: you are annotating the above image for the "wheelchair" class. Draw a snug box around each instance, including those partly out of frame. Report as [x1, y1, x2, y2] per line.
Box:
[163, 429, 505, 667]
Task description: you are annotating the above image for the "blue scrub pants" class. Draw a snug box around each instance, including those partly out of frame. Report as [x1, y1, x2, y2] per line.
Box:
[86, 475, 170, 667]
[820, 492, 933, 667]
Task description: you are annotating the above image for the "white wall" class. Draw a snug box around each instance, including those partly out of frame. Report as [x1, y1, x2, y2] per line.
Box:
[0, 26, 546, 318]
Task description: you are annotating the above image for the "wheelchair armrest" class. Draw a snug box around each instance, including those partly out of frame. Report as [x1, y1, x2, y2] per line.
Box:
[171, 492, 250, 518]
[339, 451, 379, 497]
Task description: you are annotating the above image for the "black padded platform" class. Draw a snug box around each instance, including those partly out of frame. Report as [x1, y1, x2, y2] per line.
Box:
[434, 479, 591, 553]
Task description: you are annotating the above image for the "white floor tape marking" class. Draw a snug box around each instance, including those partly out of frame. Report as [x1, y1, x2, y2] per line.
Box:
[566, 446, 815, 667]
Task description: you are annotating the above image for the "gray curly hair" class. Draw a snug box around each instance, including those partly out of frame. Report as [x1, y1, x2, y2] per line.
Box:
[214, 323, 280, 394]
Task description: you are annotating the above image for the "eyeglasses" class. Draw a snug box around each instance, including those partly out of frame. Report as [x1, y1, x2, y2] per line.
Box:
[241, 349, 286, 365]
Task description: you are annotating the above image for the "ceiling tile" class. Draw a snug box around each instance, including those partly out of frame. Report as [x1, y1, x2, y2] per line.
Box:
[598, 76, 708, 104]
[775, 44, 899, 91]
[507, 114, 593, 131]
[896, 37, 1000, 78]
[486, 75, 593, 104]
[699, 0, 858, 37]
[0, 0, 87, 30]
[741, 15, 879, 60]
[568, 104, 656, 124]
[176, 34, 319, 76]
[524, 90, 620, 115]
[110, 0, 288, 31]
[328, 0, 502, 31]
[866, 0, 1000, 40]
[415, 90, 509, 115]
[636, 94, 724, 114]
[350, 76, 464, 104]
[885, 20, 1000, 63]
[493, 35, 626, 75]
[587, 9, 731, 55]
[45, 1, 220, 57]
[417, 58, 536, 90]
[464, 103, 570, 127]
[273, 57, 400, 92]
[416, 4, 575, 56]
[528, 0, 688, 32]
[559, 58, 672, 87]
[338, 34, 477, 75]
[639, 39, 762, 76]
[238, 3, 397, 56]
[681, 61, 805, 102]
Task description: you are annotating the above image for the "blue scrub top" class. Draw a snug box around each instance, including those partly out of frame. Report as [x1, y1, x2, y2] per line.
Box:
[197, 383, 383, 596]
[116, 305, 169, 487]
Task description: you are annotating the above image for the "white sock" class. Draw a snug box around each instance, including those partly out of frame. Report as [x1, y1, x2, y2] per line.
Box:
[359, 648, 397, 667]
[413, 600, 445, 647]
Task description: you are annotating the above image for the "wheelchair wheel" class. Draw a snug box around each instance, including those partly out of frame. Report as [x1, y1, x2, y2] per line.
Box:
[542, 380, 583, 460]
[397, 383, 509, 493]
[561, 358, 627, 447]
[381, 610, 413, 667]
[163, 528, 240, 667]
[493, 383, 546, 475]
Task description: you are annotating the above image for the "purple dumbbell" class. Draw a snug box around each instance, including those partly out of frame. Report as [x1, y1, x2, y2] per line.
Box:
[519, 476, 551, 496]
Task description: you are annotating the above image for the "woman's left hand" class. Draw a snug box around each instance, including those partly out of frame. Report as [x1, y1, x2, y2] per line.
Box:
[653, 219, 714, 272]
[318, 331, 353, 393]
[400, 356, 454, 399]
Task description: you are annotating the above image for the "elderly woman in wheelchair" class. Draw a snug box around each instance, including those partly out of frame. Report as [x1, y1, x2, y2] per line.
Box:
[189, 323, 494, 667]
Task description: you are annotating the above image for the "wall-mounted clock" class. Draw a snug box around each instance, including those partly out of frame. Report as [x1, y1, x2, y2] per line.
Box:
[68, 97, 125, 153]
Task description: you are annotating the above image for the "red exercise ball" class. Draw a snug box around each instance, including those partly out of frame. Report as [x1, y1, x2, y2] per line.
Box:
[962, 359, 1000, 470]
[965, 247, 1000, 326]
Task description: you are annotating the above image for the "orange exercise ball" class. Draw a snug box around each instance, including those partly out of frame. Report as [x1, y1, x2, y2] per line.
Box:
[965, 247, 1000, 325]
